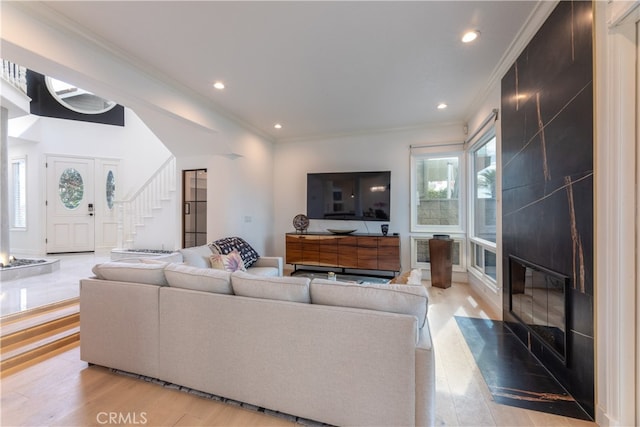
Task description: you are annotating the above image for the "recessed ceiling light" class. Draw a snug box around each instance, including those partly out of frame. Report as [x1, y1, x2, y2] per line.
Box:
[274, 123, 283, 129]
[437, 103, 448, 110]
[213, 81, 225, 90]
[462, 31, 480, 43]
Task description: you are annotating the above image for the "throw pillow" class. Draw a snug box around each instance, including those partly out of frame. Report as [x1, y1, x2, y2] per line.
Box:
[210, 250, 246, 272]
[179, 246, 214, 268]
[389, 269, 423, 285]
[389, 270, 412, 285]
[209, 237, 260, 268]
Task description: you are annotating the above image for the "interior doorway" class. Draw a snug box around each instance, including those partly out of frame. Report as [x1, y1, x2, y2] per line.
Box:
[182, 169, 207, 248]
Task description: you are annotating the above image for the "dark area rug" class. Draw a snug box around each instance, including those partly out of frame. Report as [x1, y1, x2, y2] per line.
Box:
[110, 368, 332, 426]
[455, 316, 592, 421]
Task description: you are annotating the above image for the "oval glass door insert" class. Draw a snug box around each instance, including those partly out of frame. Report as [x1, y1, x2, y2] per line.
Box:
[106, 170, 115, 209]
[59, 168, 84, 209]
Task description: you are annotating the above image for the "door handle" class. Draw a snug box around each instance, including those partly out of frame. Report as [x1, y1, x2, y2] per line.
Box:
[88, 203, 94, 216]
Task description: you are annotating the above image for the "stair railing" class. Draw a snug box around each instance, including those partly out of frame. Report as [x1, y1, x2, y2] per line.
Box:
[115, 156, 176, 249]
[1, 60, 28, 94]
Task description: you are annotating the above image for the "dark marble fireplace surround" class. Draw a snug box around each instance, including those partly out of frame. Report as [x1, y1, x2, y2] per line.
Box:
[509, 256, 569, 364]
[501, 0, 593, 418]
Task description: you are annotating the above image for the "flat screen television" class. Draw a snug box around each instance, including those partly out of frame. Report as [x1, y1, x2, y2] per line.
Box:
[306, 171, 391, 221]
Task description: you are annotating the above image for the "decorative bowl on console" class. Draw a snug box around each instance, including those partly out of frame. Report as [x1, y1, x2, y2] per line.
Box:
[326, 229, 357, 235]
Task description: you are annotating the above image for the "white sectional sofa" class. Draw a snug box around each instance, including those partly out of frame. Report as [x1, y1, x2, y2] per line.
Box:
[113, 244, 284, 277]
[80, 258, 435, 426]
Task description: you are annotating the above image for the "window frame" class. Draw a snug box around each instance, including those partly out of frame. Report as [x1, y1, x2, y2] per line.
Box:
[467, 129, 498, 289]
[469, 240, 498, 288]
[410, 235, 467, 272]
[469, 131, 498, 247]
[410, 148, 466, 234]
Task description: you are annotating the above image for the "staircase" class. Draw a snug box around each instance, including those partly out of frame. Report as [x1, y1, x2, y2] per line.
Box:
[0, 299, 80, 377]
[116, 156, 177, 249]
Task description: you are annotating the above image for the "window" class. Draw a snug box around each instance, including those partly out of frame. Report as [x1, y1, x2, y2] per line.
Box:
[472, 135, 497, 243]
[410, 147, 466, 272]
[411, 151, 464, 233]
[11, 158, 26, 229]
[411, 236, 466, 272]
[45, 76, 117, 114]
[470, 241, 497, 281]
[468, 132, 498, 286]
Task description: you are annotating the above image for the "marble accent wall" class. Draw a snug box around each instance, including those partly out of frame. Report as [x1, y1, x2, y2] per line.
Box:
[501, 0, 593, 418]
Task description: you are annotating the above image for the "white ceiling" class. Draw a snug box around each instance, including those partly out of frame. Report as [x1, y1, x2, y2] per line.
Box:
[36, 1, 539, 141]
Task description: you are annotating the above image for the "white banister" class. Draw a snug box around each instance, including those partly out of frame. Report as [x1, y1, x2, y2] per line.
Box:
[1, 60, 28, 94]
[115, 156, 176, 249]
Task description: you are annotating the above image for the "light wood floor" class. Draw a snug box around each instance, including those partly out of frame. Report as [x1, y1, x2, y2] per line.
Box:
[0, 282, 598, 427]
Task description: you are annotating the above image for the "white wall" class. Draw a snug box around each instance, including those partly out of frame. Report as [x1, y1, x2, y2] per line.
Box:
[8, 109, 172, 254]
[273, 124, 464, 270]
[176, 122, 276, 256]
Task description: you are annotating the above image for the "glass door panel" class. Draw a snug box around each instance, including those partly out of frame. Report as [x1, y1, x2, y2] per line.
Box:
[183, 169, 207, 248]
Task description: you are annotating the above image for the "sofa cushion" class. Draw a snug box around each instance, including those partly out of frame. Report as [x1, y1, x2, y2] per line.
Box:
[141, 258, 170, 266]
[210, 237, 259, 268]
[164, 263, 233, 294]
[92, 262, 168, 286]
[210, 250, 246, 272]
[148, 252, 183, 263]
[245, 266, 279, 277]
[310, 280, 428, 328]
[179, 246, 214, 268]
[231, 271, 310, 303]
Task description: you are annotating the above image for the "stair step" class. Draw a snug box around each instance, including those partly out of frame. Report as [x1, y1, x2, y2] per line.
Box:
[0, 299, 80, 376]
[1, 327, 80, 375]
[1, 313, 79, 350]
[0, 298, 78, 337]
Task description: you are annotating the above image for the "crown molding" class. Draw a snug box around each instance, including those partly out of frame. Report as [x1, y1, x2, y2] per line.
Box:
[276, 120, 465, 144]
[608, 0, 640, 27]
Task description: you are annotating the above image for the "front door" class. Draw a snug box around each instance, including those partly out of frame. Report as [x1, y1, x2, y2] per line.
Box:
[46, 156, 95, 253]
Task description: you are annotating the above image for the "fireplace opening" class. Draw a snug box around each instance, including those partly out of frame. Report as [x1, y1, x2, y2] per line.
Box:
[509, 255, 570, 364]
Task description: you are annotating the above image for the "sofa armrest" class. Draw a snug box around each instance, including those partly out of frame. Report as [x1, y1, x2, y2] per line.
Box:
[80, 278, 161, 378]
[253, 256, 283, 276]
[415, 320, 435, 427]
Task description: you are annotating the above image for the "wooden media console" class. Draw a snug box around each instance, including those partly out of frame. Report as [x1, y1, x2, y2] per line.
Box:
[285, 233, 401, 273]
